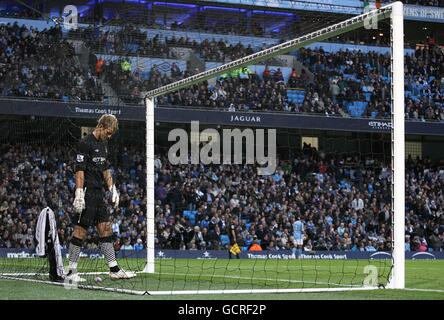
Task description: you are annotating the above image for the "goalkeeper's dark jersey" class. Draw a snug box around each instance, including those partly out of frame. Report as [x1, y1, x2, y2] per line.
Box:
[74, 133, 110, 190]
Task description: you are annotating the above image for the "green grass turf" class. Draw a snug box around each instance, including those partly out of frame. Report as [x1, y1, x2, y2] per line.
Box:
[0, 258, 443, 300]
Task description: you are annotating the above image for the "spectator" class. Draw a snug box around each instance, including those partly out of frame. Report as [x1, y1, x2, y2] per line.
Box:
[120, 239, 134, 250]
[418, 239, 428, 252]
[134, 238, 144, 251]
[95, 57, 105, 77]
[248, 236, 263, 251]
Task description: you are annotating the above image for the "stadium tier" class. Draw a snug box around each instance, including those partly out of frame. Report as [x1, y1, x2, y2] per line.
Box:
[0, 21, 443, 120]
[0, 136, 442, 252]
[0, 3, 444, 121]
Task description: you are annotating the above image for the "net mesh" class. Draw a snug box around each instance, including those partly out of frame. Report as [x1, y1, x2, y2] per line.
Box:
[0, 2, 398, 295]
[0, 119, 393, 294]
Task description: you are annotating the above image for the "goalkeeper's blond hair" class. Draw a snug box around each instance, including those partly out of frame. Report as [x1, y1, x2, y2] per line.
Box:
[97, 114, 118, 132]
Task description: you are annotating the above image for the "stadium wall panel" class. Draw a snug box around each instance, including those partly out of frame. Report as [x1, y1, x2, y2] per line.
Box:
[0, 248, 443, 260]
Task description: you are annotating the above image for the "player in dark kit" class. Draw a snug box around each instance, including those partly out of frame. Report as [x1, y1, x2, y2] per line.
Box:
[66, 114, 135, 282]
[228, 216, 241, 259]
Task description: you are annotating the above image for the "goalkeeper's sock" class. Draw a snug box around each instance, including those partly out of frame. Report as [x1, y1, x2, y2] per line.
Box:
[99, 237, 119, 271]
[68, 237, 83, 272]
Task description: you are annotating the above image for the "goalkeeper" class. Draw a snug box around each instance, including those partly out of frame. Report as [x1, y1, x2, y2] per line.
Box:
[67, 114, 135, 282]
[228, 216, 241, 259]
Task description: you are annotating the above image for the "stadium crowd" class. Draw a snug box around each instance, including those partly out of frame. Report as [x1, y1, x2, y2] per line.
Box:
[69, 24, 263, 63]
[0, 23, 103, 102]
[69, 25, 177, 59]
[169, 36, 257, 63]
[0, 14, 442, 121]
[1, 19, 443, 121]
[100, 59, 190, 104]
[157, 70, 292, 112]
[96, 43, 443, 121]
[296, 45, 444, 121]
[70, 15, 442, 120]
[0, 142, 442, 253]
[76, 9, 394, 46]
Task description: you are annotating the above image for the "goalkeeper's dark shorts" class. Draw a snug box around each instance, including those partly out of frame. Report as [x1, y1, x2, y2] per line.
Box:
[75, 188, 109, 228]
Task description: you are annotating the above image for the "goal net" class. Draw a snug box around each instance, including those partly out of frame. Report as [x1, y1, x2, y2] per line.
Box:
[0, 1, 405, 295]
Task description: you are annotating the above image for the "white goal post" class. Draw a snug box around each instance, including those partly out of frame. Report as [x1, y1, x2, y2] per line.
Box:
[142, 2, 405, 292]
[388, 1, 405, 290]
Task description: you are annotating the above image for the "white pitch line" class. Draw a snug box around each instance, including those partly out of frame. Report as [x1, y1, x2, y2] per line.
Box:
[0, 274, 380, 296]
[146, 271, 364, 288]
[404, 288, 444, 294]
[0, 275, 146, 295]
[0, 271, 110, 276]
[1, 271, 364, 288]
[143, 286, 380, 296]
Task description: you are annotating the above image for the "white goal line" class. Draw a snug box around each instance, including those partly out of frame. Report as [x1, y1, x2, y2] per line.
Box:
[2, 273, 441, 295]
[0, 274, 380, 296]
[0, 270, 370, 288]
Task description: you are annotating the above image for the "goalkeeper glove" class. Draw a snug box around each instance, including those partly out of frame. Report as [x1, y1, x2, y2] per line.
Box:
[73, 188, 85, 213]
[109, 184, 119, 208]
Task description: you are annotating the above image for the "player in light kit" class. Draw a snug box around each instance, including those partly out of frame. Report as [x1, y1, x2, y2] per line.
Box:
[293, 216, 304, 255]
[66, 114, 136, 282]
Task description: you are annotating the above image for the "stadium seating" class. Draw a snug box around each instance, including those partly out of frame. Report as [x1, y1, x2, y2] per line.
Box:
[1, 18, 443, 121]
[287, 90, 305, 105]
[0, 143, 442, 252]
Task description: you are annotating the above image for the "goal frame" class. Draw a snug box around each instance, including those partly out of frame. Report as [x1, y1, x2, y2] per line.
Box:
[142, 1, 405, 293]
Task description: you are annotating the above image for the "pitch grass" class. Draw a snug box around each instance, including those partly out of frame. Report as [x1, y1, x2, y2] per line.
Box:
[0, 258, 443, 300]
